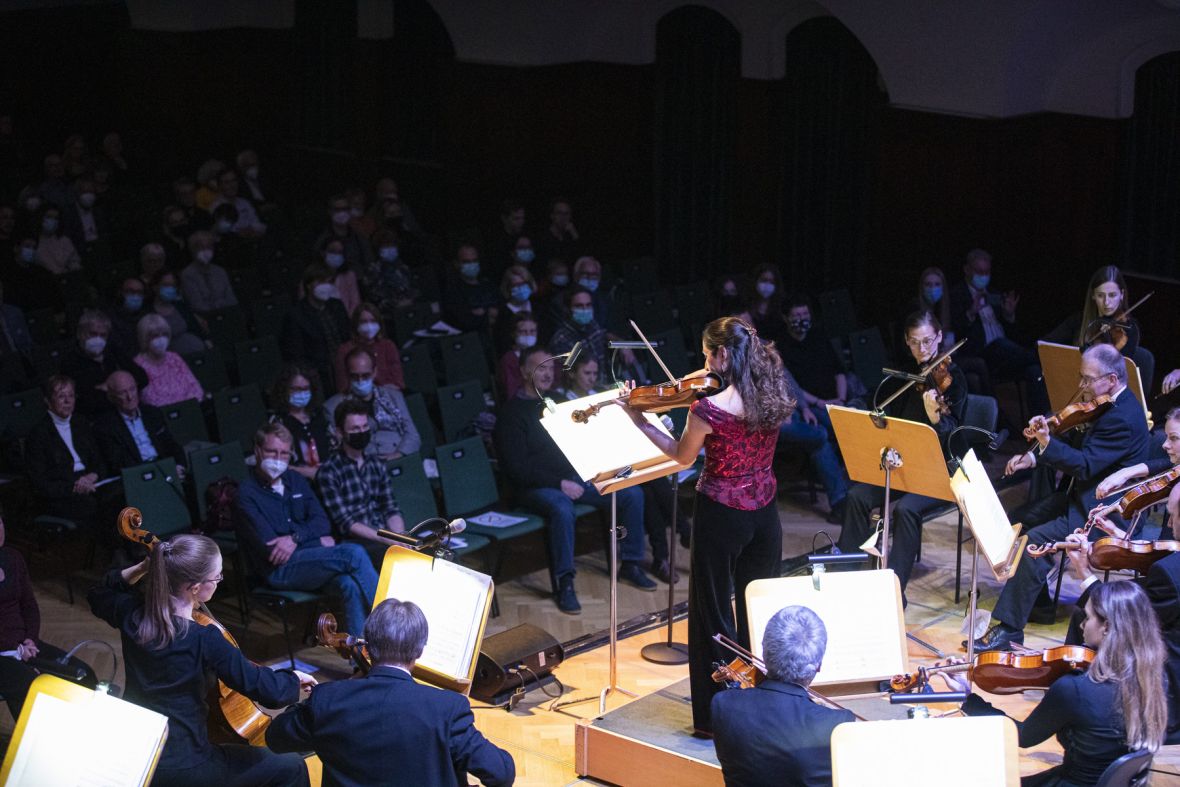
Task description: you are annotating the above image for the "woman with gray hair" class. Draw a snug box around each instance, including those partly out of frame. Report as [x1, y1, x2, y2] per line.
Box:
[60, 308, 149, 417]
[711, 605, 854, 787]
[134, 312, 205, 406]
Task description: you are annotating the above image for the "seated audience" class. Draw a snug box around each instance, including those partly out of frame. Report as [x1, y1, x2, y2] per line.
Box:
[777, 366, 849, 522]
[487, 199, 527, 276]
[234, 422, 379, 636]
[325, 348, 420, 461]
[538, 258, 572, 336]
[208, 167, 266, 238]
[312, 237, 362, 316]
[195, 159, 224, 210]
[496, 314, 539, 401]
[494, 347, 654, 615]
[62, 176, 109, 262]
[0, 280, 32, 354]
[362, 228, 417, 316]
[559, 355, 602, 401]
[495, 264, 539, 354]
[94, 370, 185, 472]
[315, 193, 373, 274]
[332, 303, 404, 394]
[281, 263, 352, 395]
[109, 276, 149, 355]
[147, 270, 208, 356]
[747, 265, 789, 348]
[180, 230, 238, 314]
[171, 176, 212, 233]
[3, 235, 60, 312]
[267, 599, 515, 787]
[60, 309, 149, 418]
[441, 243, 498, 333]
[133, 314, 205, 407]
[778, 294, 846, 410]
[712, 605, 854, 787]
[136, 242, 168, 285]
[317, 401, 406, 565]
[536, 197, 581, 263]
[269, 364, 332, 480]
[157, 207, 193, 271]
[33, 204, 80, 275]
[550, 287, 608, 383]
[572, 255, 609, 328]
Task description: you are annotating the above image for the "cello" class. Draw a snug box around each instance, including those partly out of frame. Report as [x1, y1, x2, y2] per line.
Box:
[316, 612, 371, 675]
[117, 507, 273, 746]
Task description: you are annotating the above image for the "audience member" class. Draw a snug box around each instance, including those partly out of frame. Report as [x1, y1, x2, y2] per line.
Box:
[281, 263, 352, 394]
[137, 242, 168, 284]
[325, 348, 420, 461]
[109, 276, 149, 355]
[572, 256, 610, 328]
[332, 303, 403, 394]
[495, 264, 538, 353]
[488, 199, 527, 275]
[3, 235, 60, 312]
[208, 203, 253, 270]
[235, 149, 274, 208]
[60, 309, 148, 418]
[61, 176, 108, 262]
[171, 177, 212, 232]
[147, 270, 208, 355]
[776, 366, 849, 522]
[746, 265, 788, 347]
[777, 294, 847, 410]
[550, 287, 608, 382]
[37, 153, 70, 209]
[157, 206, 193, 270]
[362, 228, 416, 315]
[180, 230, 238, 314]
[194, 159, 224, 210]
[33, 204, 80, 275]
[94, 370, 186, 472]
[494, 347, 654, 614]
[441, 243, 498, 333]
[133, 314, 205, 407]
[559, 355, 601, 400]
[269, 364, 332, 480]
[61, 134, 89, 179]
[537, 258, 572, 336]
[345, 186, 376, 238]
[208, 168, 266, 238]
[713, 274, 746, 321]
[495, 314, 538, 402]
[537, 197, 581, 263]
[0, 281, 32, 355]
[234, 422, 379, 636]
[314, 237, 362, 316]
[315, 194, 373, 275]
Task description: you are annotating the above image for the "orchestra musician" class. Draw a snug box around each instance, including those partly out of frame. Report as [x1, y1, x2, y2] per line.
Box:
[88, 534, 316, 787]
[972, 344, 1149, 653]
[1043, 265, 1140, 358]
[942, 581, 1167, 786]
[620, 316, 794, 736]
[711, 605, 854, 787]
[266, 598, 515, 787]
[1093, 406, 1180, 535]
[836, 311, 967, 603]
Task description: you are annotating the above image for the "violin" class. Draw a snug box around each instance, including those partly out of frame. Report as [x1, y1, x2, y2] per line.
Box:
[915, 356, 953, 416]
[316, 612, 370, 675]
[117, 507, 272, 746]
[1082, 291, 1153, 351]
[1093, 464, 1180, 523]
[571, 371, 724, 424]
[1022, 395, 1113, 442]
[890, 645, 1094, 695]
[1027, 535, 1180, 573]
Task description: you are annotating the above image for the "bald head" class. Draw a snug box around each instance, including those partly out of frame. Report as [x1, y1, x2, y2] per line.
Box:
[106, 370, 140, 415]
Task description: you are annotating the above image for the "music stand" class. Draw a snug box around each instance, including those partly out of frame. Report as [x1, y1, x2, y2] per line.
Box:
[1038, 340, 1151, 428]
[828, 405, 955, 656]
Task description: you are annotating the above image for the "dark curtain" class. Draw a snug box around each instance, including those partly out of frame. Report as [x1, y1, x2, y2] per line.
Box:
[778, 17, 885, 295]
[292, 0, 358, 150]
[654, 6, 740, 285]
[385, 0, 455, 162]
[1120, 52, 1180, 280]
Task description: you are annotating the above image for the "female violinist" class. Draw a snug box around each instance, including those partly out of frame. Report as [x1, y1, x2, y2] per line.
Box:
[88, 534, 316, 786]
[1094, 407, 1180, 537]
[1043, 265, 1140, 358]
[941, 581, 1167, 786]
[620, 316, 794, 736]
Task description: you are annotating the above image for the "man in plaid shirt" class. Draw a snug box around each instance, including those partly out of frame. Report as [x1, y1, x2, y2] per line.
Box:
[318, 399, 406, 564]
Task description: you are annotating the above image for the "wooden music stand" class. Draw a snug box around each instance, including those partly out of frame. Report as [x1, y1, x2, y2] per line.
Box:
[545, 390, 694, 714]
[1037, 340, 1151, 427]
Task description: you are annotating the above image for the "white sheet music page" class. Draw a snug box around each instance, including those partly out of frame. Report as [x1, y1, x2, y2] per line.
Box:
[542, 390, 672, 482]
[951, 449, 1017, 576]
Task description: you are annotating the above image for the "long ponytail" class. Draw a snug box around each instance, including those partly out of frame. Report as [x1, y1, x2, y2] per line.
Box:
[134, 534, 221, 650]
[703, 316, 794, 431]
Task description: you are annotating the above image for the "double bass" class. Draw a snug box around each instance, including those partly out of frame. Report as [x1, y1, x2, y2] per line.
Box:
[117, 507, 272, 746]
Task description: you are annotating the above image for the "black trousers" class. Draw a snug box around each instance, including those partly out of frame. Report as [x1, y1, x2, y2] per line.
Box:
[992, 508, 1092, 631]
[838, 482, 945, 593]
[152, 745, 309, 787]
[688, 494, 781, 734]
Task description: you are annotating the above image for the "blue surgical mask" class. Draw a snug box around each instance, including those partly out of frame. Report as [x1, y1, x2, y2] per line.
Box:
[350, 378, 375, 397]
[571, 306, 594, 325]
[460, 261, 480, 279]
[123, 293, 144, 311]
[379, 246, 399, 263]
[923, 285, 943, 304]
[756, 282, 775, 299]
[41, 217, 58, 233]
[289, 390, 312, 408]
[215, 219, 234, 234]
[515, 248, 535, 264]
[19, 246, 35, 264]
[325, 252, 345, 269]
[159, 285, 180, 302]
[971, 274, 990, 290]
[578, 277, 599, 293]
[551, 274, 569, 288]
[510, 284, 532, 302]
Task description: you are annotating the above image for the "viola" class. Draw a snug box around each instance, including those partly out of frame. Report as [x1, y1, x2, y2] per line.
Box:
[1027, 536, 1180, 573]
[1094, 464, 1180, 523]
[1022, 395, 1113, 442]
[571, 371, 724, 424]
[117, 507, 272, 746]
[316, 612, 371, 675]
[1082, 291, 1153, 351]
[915, 356, 954, 416]
[890, 645, 1094, 695]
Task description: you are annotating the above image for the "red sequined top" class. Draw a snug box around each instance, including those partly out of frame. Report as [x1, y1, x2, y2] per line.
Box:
[690, 397, 778, 511]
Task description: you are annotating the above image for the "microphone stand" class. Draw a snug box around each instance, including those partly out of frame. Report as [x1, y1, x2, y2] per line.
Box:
[641, 441, 689, 666]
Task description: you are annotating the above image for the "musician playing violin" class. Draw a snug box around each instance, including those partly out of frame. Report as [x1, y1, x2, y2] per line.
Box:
[836, 311, 967, 602]
[973, 344, 1149, 653]
[1043, 266, 1140, 358]
[943, 582, 1166, 786]
[1094, 406, 1180, 538]
[88, 534, 316, 787]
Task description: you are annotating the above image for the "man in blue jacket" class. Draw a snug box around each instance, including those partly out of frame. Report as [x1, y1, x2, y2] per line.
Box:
[267, 598, 515, 787]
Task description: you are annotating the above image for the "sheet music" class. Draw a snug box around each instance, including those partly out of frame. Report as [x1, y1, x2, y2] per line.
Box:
[379, 557, 491, 680]
[6, 689, 167, 786]
[542, 391, 672, 482]
[746, 571, 907, 685]
[951, 449, 1017, 576]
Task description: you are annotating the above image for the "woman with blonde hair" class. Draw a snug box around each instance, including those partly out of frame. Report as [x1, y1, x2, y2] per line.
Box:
[134, 312, 205, 406]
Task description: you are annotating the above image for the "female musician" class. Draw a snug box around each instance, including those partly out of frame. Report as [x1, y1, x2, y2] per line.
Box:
[1093, 406, 1180, 538]
[88, 534, 315, 786]
[620, 316, 794, 735]
[942, 581, 1167, 786]
[837, 311, 967, 600]
[1043, 265, 1140, 357]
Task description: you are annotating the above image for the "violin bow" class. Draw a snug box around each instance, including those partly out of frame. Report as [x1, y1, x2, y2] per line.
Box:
[629, 319, 677, 385]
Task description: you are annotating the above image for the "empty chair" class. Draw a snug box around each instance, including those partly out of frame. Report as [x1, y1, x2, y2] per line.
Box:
[159, 398, 210, 448]
[386, 452, 490, 561]
[399, 343, 437, 397]
[437, 380, 486, 443]
[251, 294, 291, 340]
[121, 458, 191, 536]
[644, 328, 692, 379]
[848, 326, 888, 390]
[625, 290, 677, 335]
[439, 332, 491, 390]
[617, 257, 660, 296]
[234, 336, 284, 392]
[23, 308, 59, 345]
[182, 347, 231, 394]
[816, 288, 858, 338]
[204, 307, 249, 349]
[402, 391, 438, 458]
[391, 302, 433, 345]
[0, 387, 47, 443]
[213, 384, 267, 452]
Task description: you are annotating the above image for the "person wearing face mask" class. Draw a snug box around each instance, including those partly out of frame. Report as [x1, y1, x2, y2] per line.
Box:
[495, 314, 539, 401]
[777, 295, 847, 411]
[171, 177, 213, 233]
[712, 274, 747, 321]
[133, 314, 205, 407]
[207, 203, 254, 272]
[538, 259, 572, 337]
[494, 264, 539, 355]
[442, 243, 499, 333]
[62, 177, 108, 263]
[281, 264, 353, 394]
[268, 364, 333, 480]
[234, 422, 380, 645]
[208, 168, 266, 240]
[315, 194, 373, 276]
[146, 270, 208, 356]
[317, 401, 407, 566]
[324, 348, 420, 461]
[550, 288, 608, 383]
[179, 231, 238, 315]
[333, 304, 404, 394]
[60, 309, 149, 418]
[32, 204, 81, 275]
[913, 266, 994, 399]
[362, 228, 418, 314]
[747, 264, 788, 347]
[2, 236, 60, 312]
[571, 256, 611, 327]
[109, 276, 149, 355]
[306, 238, 361, 316]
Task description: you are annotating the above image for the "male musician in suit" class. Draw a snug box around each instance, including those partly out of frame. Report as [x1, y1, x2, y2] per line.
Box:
[971, 343, 1149, 652]
[266, 598, 515, 787]
[93, 370, 185, 474]
[712, 605, 854, 787]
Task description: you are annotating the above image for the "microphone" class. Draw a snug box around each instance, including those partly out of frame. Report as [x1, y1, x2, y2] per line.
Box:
[881, 367, 926, 384]
[408, 517, 466, 537]
[659, 414, 676, 432]
[563, 341, 583, 371]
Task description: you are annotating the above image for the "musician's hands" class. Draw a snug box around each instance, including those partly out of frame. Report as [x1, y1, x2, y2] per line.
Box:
[1096, 468, 1133, 500]
[560, 480, 585, 500]
[1064, 533, 1095, 581]
[17, 639, 38, 661]
[1162, 368, 1180, 396]
[1005, 451, 1036, 476]
[1169, 484, 1180, 527]
[1026, 415, 1050, 449]
[293, 669, 318, 693]
[73, 473, 99, 494]
[922, 389, 942, 422]
[936, 658, 970, 693]
[267, 535, 297, 566]
[1088, 511, 1125, 539]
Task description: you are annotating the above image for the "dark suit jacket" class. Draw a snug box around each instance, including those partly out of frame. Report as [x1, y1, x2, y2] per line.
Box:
[24, 414, 107, 499]
[279, 298, 351, 394]
[266, 665, 515, 787]
[59, 344, 149, 419]
[93, 404, 185, 472]
[711, 680, 854, 787]
[949, 281, 1019, 353]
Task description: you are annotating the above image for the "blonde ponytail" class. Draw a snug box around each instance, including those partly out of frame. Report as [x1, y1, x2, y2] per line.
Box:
[134, 534, 220, 650]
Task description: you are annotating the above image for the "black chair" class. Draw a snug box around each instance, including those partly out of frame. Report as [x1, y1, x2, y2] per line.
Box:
[1095, 749, 1152, 787]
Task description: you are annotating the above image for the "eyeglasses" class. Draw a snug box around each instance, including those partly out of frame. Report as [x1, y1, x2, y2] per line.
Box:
[905, 336, 939, 349]
[201, 574, 223, 585]
[1078, 373, 1113, 386]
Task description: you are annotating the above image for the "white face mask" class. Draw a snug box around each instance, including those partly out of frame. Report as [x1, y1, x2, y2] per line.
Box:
[332, 210, 351, 226]
[312, 283, 338, 301]
[260, 458, 288, 479]
[149, 336, 170, 354]
[245, 166, 259, 180]
[195, 249, 214, 264]
[84, 336, 107, 356]
[357, 321, 380, 340]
